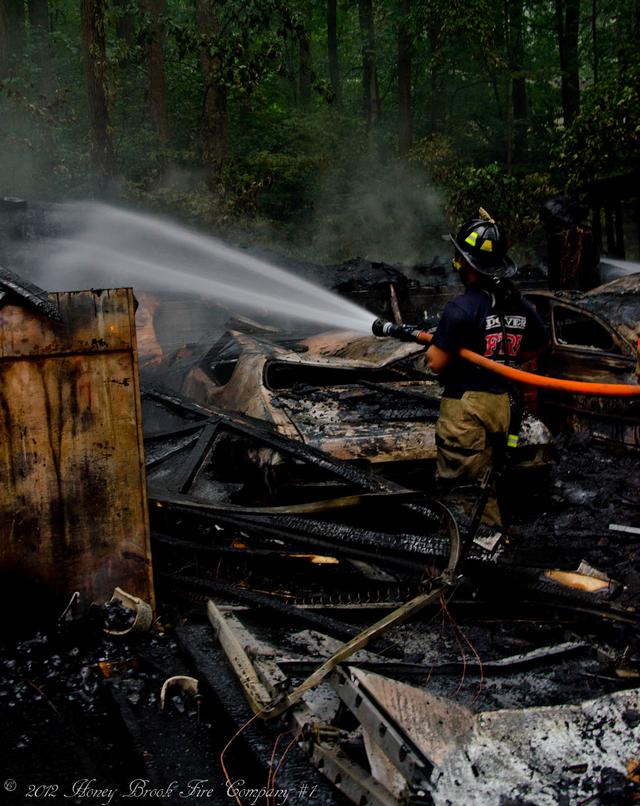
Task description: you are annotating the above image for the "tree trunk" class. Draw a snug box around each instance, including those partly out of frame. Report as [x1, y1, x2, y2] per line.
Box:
[196, 0, 226, 184]
[1, 0, 26, 75]
[80, 0, 115, 193]
[591, 0, 598, 83]
[143, 0, 169, 144]
[555, 0, 580, 126]
[298, 3, 311, 108]
[286, 38, 298, 105]
[298, 34, 311, 106]
[113, 0, 135, 48]
[0, 2, 9, 76]
[28, 0, 48, 31]
[429, 25, 443, 134]
[327, 0, 340, 103]
[28, 0, 55, 97]
[491, 0, 510, 168]
[508, 0, 527, 164]
[504, 74, 514, 174]
[358, 0, 380, 127]
[398, 0, 411, 155]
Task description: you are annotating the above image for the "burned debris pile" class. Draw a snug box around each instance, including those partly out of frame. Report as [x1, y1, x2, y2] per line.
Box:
[140, 379, 640, 804]
[1, 265, 640, 805]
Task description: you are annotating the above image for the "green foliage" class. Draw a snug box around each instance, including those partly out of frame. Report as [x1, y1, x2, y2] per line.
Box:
[411, 135, 557, 242]
[0, 80, 91, 199]
[226, 104, 340, 219]
[556, 75, 640, 191]
[125, 179, 228, 229]
[0, 0, 636, 258]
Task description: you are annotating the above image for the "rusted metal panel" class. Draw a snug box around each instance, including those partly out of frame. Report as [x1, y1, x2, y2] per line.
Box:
[0, 289, 154, 612]
[0, 288, 135, 357]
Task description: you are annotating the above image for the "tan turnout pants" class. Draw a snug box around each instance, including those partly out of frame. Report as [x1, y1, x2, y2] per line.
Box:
[435, 391, 511, 527]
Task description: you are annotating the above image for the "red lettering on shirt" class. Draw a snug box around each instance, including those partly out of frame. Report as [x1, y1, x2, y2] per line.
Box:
[485, 333, 502, 356]
[485, 332, 523, 358]
[506, 333, 523, 356]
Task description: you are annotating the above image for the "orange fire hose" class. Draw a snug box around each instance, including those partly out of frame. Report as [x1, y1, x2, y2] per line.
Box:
[410, 329, 640, 397]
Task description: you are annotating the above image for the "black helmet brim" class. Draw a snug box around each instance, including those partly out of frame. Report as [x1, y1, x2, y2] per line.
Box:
[450, 234, 517, 279]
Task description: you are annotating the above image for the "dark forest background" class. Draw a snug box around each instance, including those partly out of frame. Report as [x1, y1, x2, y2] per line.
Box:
[0, 0, 638, 262]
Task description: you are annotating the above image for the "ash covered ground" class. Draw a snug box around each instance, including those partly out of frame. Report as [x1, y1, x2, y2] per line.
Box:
[1, 433, 639, 806]
[512, 431, 640, 610]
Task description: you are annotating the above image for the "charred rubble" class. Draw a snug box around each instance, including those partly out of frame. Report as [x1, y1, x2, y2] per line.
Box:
[1, 259, 639, 805]
[3, 383, 640, 804]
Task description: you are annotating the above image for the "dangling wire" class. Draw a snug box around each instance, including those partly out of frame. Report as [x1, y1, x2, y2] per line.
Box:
[440, 594, 485, 700]
[266, 729, 303, 806]
[220, 707, 269, 806]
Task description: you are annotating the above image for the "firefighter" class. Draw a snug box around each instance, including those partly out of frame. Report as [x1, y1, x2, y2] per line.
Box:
[426, 209, 548, 532]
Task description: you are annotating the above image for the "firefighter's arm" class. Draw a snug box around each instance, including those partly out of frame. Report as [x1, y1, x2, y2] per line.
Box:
[426, 343, 452, 374]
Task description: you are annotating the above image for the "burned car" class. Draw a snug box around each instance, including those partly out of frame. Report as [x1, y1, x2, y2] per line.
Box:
[526, 274, 640, 449]
[172, 327, 551, 491]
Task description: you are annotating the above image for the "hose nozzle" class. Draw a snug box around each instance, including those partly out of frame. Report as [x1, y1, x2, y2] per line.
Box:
[372, 318, 431, 345]
[372, 318, 396, 337]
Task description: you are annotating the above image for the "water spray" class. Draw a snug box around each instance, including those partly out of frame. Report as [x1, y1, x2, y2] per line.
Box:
[371, 318, 640, 397]
[28, 203, 640, 398]
[37, 203, 376, 335]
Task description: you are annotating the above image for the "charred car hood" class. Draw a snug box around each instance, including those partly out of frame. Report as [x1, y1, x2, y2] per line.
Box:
[181, 330, 551, 466]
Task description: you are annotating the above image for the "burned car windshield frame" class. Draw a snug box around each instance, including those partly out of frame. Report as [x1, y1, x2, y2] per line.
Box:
[263, 360, 427, 391]
[552, 304, 623, 353]
[526, 293, 636, 359]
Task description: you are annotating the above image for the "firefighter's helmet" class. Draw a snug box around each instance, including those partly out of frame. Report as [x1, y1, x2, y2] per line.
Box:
[450, 208, 516, 278]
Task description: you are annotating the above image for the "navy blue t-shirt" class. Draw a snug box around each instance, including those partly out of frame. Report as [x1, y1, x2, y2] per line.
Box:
[431, 283, 548, 394]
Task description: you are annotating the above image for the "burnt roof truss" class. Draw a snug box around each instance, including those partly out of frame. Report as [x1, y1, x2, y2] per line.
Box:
[0, 264, 62, 321]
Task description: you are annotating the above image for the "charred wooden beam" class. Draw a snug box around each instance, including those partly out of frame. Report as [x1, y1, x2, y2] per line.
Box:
[0, 264, 62, 320]
[149, 496, 453, 561]
[156, 571, 405, 658]
[281, 642, 593, 678]
[152, 521, 423, 575]
[142, 387, 445, 526]
[171, 422, 220, 493]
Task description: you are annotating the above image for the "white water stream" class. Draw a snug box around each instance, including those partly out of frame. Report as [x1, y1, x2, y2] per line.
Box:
[40, 203, 376, 333]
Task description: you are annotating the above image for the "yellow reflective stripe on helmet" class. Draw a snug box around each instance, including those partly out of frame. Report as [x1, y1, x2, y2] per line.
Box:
[480, 239, 493, 251]
[507, 434, 519, 448]
[465, 231, 478, 246]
